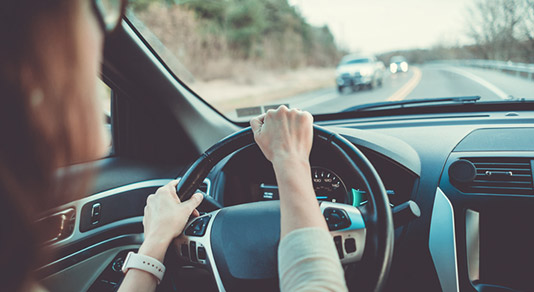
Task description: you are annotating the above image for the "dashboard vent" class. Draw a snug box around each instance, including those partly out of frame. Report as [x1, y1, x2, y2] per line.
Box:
[452, 157, 533, 195]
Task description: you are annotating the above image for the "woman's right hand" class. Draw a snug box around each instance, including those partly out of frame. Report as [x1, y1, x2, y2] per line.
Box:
[139, 180, 204, 262]
[250, 105, 314, 166]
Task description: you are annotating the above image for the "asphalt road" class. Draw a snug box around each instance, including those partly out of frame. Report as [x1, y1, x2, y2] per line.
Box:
[278, 64, 534, 115]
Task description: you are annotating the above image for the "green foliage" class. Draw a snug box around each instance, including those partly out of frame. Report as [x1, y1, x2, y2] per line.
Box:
[182, 0, 228, 25]
[182, 0, 341, 62]
[129, 0, 169, 11]
[225, 0, 267, 55]
[131, 0, 342, 66]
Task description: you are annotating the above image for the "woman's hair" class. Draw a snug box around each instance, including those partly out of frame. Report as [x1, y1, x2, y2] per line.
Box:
[0, 0, 103, 290]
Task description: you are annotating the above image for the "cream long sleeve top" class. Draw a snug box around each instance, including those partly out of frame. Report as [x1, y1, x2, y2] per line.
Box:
[278, 227, 348, 292]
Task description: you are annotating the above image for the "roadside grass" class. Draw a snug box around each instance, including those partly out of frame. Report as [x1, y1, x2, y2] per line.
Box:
[189, 67, 335, 114]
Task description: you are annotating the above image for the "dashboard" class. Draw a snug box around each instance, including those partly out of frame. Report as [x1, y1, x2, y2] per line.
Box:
[38, 109, 534, 292]
[212, 142, 418, 208]
[204, 110, 534, 292]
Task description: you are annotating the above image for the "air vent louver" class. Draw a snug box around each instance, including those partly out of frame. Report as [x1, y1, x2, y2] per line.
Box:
[452, 157, 533, 195]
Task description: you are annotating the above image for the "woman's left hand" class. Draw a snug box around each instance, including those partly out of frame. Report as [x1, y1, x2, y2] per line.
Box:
[139, 180, 204, 261]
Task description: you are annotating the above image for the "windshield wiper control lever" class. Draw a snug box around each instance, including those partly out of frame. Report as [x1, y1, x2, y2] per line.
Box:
[392, 200, 421, 228]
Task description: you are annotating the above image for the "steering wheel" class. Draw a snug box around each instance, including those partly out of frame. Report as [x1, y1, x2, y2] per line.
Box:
[173, 125, 394, 292]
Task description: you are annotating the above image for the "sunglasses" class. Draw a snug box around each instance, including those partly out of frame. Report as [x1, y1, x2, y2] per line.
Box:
[92, 0, 127, 34]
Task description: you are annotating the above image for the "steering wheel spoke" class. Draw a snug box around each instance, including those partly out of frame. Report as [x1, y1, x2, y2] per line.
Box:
[174, 210, 225, 290]
[321, 202, 367, 264]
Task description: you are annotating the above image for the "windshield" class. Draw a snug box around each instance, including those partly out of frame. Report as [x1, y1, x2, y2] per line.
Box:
[390, 56, 406, 63]
[127, 0, 534, 121]
[340, 58, 372, 66]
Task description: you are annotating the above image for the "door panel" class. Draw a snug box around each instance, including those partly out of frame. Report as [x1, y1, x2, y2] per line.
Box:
[40, 245, 141, 292]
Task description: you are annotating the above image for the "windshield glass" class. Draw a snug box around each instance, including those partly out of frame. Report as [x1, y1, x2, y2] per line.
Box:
[341, 58, 372, 65]
[127, 0, 534, 121]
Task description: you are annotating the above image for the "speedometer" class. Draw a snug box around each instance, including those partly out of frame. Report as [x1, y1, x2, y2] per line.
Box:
[311, 167, 348, 203]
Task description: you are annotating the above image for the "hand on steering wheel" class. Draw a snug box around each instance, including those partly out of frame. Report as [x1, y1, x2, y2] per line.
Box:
[139, 180, 204, 262]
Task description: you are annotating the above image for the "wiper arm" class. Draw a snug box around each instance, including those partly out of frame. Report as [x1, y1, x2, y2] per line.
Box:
[342, 96, 481, 112]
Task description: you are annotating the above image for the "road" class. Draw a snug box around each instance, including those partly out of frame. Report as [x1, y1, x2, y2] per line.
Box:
[276, 64, 534, 115]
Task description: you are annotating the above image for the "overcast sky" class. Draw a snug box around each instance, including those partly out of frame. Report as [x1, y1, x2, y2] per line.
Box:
[289, 0, 477, 54]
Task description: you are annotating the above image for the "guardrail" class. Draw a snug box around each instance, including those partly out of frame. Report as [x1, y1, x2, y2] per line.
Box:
[430, 59, 534, 81]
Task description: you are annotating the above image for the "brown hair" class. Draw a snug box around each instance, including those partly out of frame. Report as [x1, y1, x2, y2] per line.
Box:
[0, 0, 104, 290]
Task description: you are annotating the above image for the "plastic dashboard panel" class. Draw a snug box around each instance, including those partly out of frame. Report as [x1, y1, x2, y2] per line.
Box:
[437, 127, 534, 292]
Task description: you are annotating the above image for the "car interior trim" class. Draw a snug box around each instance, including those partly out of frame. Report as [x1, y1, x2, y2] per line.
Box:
[43, 179, 173, 248]
[465, 209, 480, 282]
[43, 178, 210, 249]
[429, 188, 460, 292]
[121, 20, 239, 152]
[40, 244, 141, 292]
[37, 234, 144, 279]
[329, 126, 422, 176]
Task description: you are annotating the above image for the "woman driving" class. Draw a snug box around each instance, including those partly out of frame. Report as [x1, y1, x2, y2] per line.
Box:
[0, 0, 346, 291]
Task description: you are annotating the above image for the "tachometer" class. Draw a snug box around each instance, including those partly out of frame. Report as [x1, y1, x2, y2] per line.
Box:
[311, 167, 348, 203]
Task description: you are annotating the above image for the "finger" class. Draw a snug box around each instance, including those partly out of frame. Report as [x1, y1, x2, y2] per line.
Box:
[169, 180, 182, 202]
[169, 180, 179, 189]
[192, 209, 200, 217]
[180, 193, 204, 214]
[146, 194, 155, 205]
[166, 180, 179, 196]
[250, 114, 266, 135]
[278, 104, 289, 112]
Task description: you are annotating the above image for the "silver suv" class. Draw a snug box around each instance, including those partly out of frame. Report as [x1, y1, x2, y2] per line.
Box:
[335, 55, 384, 93]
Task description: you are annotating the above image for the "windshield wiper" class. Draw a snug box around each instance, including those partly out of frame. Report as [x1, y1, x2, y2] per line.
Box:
[342, 96, 482, 112]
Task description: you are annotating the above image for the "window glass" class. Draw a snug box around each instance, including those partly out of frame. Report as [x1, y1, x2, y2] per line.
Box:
[127, 0, 534, 121]
[97, 79, 113, 154]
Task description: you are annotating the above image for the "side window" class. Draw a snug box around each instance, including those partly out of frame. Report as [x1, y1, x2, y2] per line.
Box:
[97, 79, 113, 155]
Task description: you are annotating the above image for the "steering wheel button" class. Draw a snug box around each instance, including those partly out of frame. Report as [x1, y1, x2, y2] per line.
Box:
[334, 235, 344, 259]
[345, 238, 356, 253]
[185, 215, 211, 237]
[324, 208, 352, 231]
[198, 246, 207, 260]
[190, 241, 197, 262]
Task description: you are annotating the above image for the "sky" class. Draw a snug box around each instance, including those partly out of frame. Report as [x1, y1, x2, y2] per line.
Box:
[289, 0, 477, 55]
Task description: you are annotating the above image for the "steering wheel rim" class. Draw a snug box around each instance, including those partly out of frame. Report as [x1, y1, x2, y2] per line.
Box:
[176, 125, 394, 292]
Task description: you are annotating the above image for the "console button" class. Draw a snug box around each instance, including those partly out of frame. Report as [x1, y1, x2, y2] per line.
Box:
[334, 235, 344, 259]
[111, 257, 124, 272]
[345, 238, 356, 254]
[324, 208, 351, 231]
[185, 215, 211, 237]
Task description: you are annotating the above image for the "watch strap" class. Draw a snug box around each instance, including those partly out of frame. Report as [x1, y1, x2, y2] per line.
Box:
[121, 251, 166, 284]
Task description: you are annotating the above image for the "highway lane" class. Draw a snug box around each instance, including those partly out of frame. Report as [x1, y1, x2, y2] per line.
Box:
[283, 64, 534, 115]
[227, 64, 534, 121]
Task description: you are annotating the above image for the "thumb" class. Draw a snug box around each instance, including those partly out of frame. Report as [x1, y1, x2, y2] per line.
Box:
[181, 192, 204, 214]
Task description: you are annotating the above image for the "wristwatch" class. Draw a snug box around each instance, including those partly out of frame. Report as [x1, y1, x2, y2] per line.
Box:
[121, 251, 166, 284]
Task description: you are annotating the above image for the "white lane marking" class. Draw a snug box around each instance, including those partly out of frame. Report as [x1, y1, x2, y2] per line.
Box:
[442, 66, 510, 100]
[387, 67, 422, 101]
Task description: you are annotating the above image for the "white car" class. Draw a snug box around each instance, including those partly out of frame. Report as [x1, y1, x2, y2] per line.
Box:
[336, 55, 384, 93]
[389, 55, 409, 73]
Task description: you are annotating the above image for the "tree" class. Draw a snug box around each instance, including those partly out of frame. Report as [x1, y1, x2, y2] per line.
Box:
[466, 0, 530, 61]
